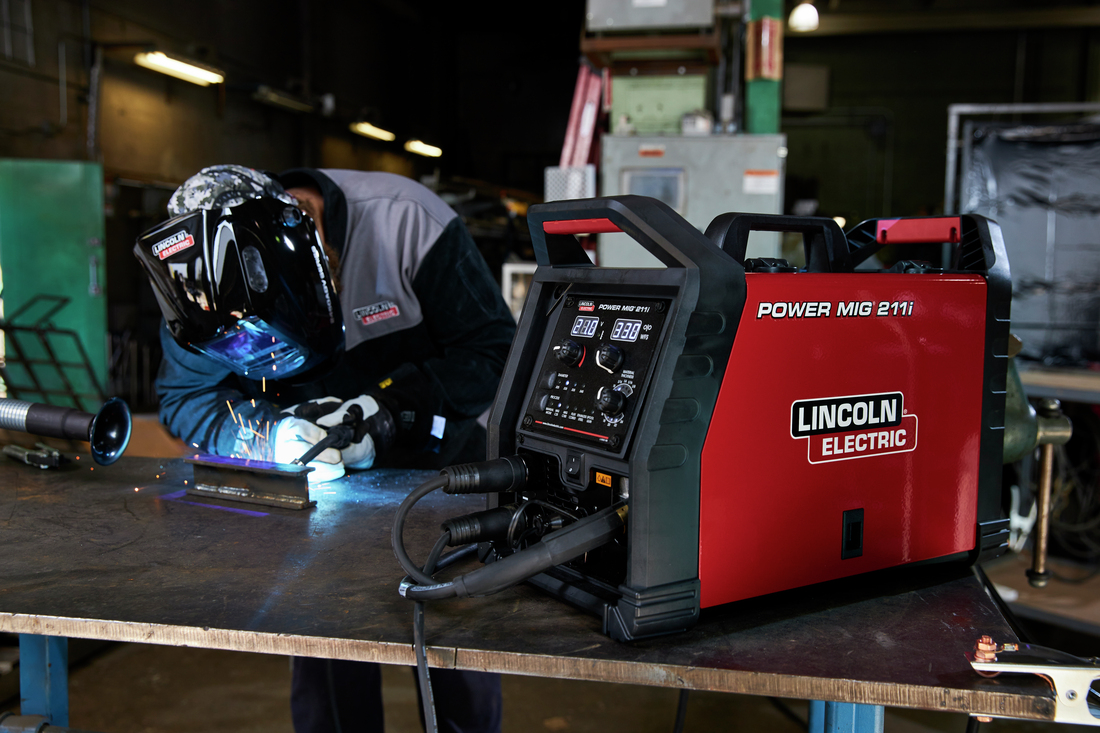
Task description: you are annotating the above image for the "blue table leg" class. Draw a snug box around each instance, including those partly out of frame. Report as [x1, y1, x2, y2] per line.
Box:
[809, 701, 885, 733]
[809, 700, 826, 732]
[19, 634, 68, 727]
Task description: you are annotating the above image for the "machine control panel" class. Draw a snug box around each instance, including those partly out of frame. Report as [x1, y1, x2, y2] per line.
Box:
[520, 295, 668, 451]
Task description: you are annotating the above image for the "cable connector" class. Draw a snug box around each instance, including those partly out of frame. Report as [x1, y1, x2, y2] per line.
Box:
[440, 455, 527, 494]
[441, 505, 521, 546]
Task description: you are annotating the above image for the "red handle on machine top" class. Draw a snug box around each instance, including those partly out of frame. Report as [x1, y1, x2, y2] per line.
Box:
[875, 217, 961, 245]
[542, 218, 622, 235]
[528, 195, 732, 272]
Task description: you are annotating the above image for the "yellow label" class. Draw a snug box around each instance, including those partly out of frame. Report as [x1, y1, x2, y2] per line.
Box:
[596, 472, 612, 487]
[379, 378, 393, 389]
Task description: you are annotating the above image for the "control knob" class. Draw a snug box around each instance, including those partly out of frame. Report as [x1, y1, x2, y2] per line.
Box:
[554, 339, 584, 367]
[596, 385, 629, 418]
[596, 343, 624, 373]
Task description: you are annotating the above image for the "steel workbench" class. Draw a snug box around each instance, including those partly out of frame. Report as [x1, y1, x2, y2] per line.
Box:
[0, 457, 1056, 731]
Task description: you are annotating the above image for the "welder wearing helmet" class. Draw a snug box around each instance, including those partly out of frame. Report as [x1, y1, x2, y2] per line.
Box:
[134, 164, 514, 733]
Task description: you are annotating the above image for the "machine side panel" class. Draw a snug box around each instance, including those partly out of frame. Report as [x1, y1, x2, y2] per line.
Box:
[699, 273, 988, 608]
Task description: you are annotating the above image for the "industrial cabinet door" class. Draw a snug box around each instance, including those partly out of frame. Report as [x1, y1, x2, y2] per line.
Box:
[0, 160, 108, 408]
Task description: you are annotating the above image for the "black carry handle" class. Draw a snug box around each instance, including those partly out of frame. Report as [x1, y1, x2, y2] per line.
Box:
[704, 213, 851, 273]
[528, 195, 738, 273]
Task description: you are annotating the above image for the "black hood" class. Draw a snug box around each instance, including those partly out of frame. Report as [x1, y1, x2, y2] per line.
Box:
[275, 168, 349, 257]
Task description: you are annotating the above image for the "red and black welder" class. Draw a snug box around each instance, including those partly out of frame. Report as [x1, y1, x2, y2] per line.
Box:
[393, 195, 1011, 643]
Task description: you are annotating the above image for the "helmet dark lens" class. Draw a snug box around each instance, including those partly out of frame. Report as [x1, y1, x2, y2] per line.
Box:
[193, 317, 311, 378]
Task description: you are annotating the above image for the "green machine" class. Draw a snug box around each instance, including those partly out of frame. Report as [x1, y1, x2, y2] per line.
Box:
[0, 160, 108, 411]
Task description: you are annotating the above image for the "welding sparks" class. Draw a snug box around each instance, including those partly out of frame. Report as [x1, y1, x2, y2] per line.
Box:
[262, 377, 266, 392]
[251, 399, 256, 408]
[227, 400, 239, 423]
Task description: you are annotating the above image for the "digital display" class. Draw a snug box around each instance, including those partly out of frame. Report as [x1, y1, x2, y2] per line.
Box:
[610, 319, 643, 342]
[570, 315, 600, 338]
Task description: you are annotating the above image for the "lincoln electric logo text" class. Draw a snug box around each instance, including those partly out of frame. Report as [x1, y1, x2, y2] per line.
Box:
[152, 231, 195, 260]
[790, 392, 918, 464]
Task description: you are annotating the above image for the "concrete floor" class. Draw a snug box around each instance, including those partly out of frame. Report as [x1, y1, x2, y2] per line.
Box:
[1, 642, 1094, 732]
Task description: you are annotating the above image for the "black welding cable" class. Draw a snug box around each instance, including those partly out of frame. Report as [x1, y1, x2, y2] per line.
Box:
[393, 475, 450, 585]
[402, 505, 628, 601]
[414, 531, 453, 733]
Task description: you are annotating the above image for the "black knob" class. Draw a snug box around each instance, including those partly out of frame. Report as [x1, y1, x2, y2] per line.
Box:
[596, 387, 627, 417]
[554, 339, 584, 367]
[596, 344, 624, 373]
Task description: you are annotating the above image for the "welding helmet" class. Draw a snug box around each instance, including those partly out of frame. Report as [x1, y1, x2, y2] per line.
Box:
[134, 165, 343, 381]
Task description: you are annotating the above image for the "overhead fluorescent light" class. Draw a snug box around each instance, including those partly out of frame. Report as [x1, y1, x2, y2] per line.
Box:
[404, 139, 442, 158]
[134, 51, 225, 86]
[349, 121, 396, 141]
[788, 2, 819, 32]
[253, 85, 314, 113]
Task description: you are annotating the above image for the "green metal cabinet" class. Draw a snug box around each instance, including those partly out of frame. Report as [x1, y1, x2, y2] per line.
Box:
[0, 160, 108, 408]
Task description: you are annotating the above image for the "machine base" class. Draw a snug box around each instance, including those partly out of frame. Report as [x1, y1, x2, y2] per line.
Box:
[529, 566, 699, 641]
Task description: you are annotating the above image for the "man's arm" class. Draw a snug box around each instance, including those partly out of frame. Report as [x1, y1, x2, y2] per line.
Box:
[372, 219, 516, 448]
[156, 323, 282, 456]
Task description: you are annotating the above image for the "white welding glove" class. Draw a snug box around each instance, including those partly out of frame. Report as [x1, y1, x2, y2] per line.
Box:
[280, 395, 394, 471]
[311, 395, 387, 470]
[271, 414, 345, 483]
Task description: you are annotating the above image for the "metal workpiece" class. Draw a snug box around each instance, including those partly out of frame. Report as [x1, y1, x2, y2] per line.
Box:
[968, 639, 1100, 726]
[185, 455, 315, 510]
[0, 457, 1058, 721]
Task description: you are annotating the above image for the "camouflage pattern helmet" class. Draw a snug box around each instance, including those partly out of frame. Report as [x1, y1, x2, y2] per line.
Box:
[167, 164, 296, 217]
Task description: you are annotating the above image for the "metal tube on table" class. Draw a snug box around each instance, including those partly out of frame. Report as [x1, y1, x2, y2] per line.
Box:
[0, 397, 131, 465]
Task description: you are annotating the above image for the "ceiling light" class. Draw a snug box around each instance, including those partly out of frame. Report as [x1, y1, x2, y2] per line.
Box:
[349, 121, 396, 142]
[404, 139, 442, 158]
[253, 85, 314, 113]
[788, 2, 819, 32]
[133, 51, 224, 86]
[833, 216, 847, 229]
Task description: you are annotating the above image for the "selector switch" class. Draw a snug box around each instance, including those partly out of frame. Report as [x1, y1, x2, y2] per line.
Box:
[596, 385, 628, 417]
[565, 452, 582, 478]
[554, 339, 584, 367]
[596, 343, 624, 373]
[543, 370, 558, 388]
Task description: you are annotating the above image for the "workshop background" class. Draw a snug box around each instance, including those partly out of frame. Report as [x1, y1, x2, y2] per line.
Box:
[2, 0, 1100, 731]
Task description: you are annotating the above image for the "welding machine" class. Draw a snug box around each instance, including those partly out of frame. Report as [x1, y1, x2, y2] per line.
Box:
[395, 195, 1011, 643]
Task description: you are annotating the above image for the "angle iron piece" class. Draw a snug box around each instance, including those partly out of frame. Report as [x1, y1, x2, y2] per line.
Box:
[185, 455, 316, 510]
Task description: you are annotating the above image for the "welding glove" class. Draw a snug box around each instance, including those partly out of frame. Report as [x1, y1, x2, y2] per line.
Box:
[271, 414, 345, 483]
[282, 395, 396, 470]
